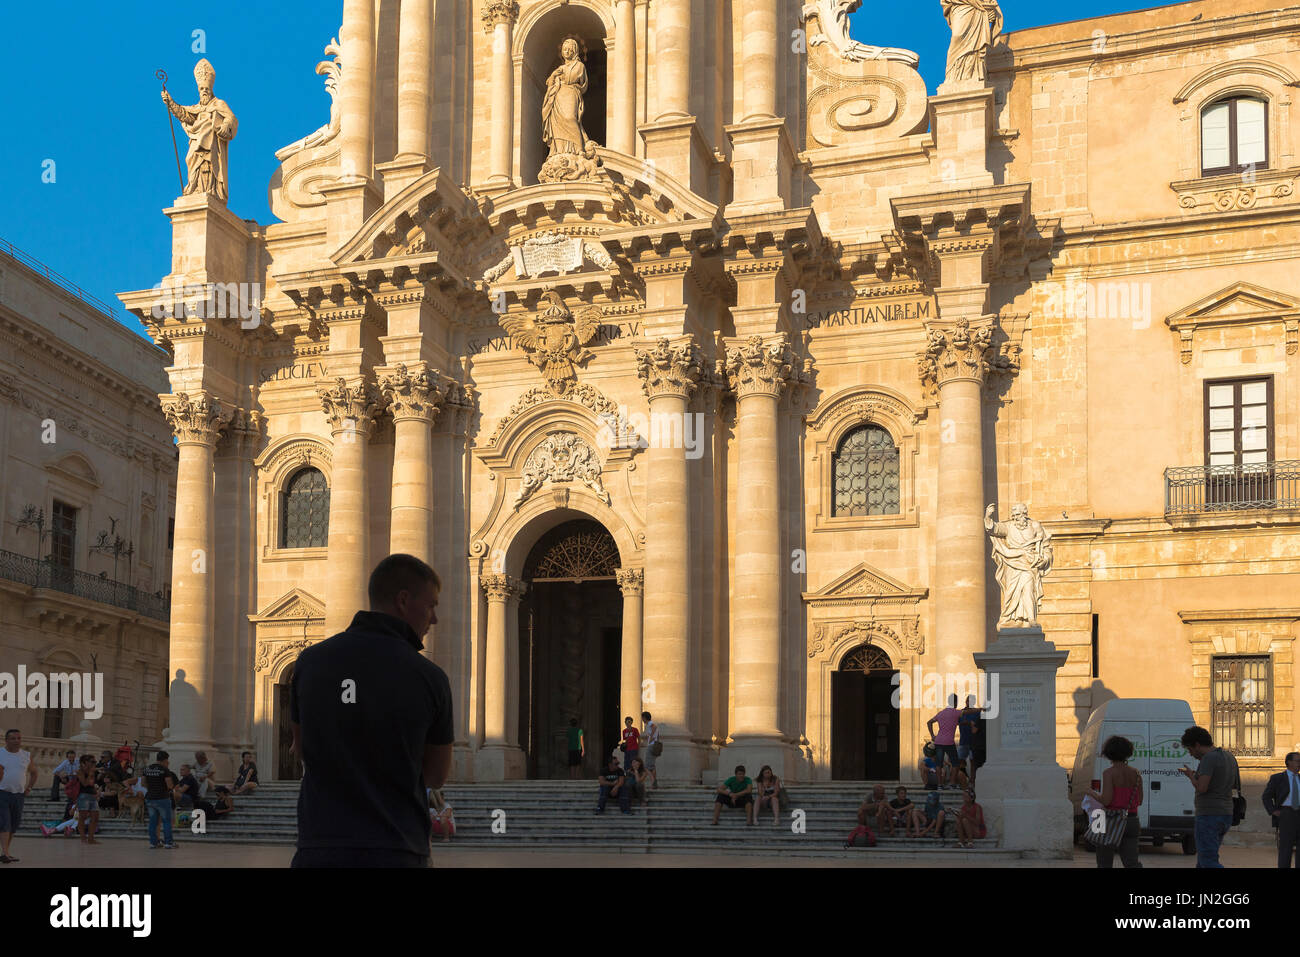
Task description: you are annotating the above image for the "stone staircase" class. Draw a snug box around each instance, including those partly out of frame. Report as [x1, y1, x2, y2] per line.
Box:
[19, 781, 1021, 860]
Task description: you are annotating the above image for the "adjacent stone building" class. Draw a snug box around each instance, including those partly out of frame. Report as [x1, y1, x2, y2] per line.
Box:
[118, 0, 1300, 793]
[1, 240, 176, 766]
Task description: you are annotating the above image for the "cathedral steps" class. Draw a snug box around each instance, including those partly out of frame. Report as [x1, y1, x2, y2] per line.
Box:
[18, 781, 1020, 859]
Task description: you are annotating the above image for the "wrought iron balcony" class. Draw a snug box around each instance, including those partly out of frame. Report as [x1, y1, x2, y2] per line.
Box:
[1165, 460, 1300, 516]
[0, 549, 169, 622]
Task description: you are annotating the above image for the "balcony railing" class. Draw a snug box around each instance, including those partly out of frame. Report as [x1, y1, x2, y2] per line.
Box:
[0, 549, 170, 622]
[1165, 460, 1300, 516]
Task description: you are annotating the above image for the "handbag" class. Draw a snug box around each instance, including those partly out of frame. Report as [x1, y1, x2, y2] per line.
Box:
[651, 741, 663, 757]
[1097, 778, 1139, 848]
[1231, 764, 1246, 826]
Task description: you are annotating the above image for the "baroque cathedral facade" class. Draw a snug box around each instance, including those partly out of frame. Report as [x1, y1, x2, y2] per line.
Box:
[118, 0, 1300, 789]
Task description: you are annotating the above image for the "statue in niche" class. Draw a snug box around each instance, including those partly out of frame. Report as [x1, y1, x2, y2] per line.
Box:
[802, 0, 919, 66]
[162, 59, 239, 202]
[538, 36, 603, 183]
[941, 0, 1003, 84]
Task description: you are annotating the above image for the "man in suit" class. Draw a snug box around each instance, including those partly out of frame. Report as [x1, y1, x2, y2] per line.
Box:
[1262, 751, 1300, 869]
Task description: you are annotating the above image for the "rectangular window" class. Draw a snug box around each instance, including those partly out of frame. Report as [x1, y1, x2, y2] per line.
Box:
[1210, 655, 1272, 756]
[1201, 102, 1231, 172]
[1204, 377, 1274, 508]
[1236, 98, 1267, 167]
[43, 707, 64, 739]
[50, 501, 77, 568]
[167, 518, 175, 552]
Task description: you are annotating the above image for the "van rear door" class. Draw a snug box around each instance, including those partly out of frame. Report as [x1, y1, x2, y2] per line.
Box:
[1102, 721, 1150, 825]
[1143, 722, 1195, 832]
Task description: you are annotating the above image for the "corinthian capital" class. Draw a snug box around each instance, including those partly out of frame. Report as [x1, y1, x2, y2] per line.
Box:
[317, 376, 383, 434]
[725, 334, 793, 399]
[635, 338, 703, 401]
[616, 568, 644, 597]
[160, 391, 225, 446]
[378, 363, 446, 424]
[916, 317, 995, 393]
[481, 573, 522, 602]
[481, 0, 519, 32]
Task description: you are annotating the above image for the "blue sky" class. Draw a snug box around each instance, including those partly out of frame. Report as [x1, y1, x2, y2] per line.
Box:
[0, 0, 1160, 340]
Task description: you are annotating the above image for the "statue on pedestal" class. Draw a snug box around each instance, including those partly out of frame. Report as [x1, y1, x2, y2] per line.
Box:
[802, 0, 919, 67]
[985, 503, 1053, 628]
[538, 37, 602, 183]
[940, 0, 1003, 84]
[162, 59, 238, 203]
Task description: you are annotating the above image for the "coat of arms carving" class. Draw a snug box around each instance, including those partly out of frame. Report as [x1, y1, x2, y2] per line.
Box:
[501, 291, 603, 396]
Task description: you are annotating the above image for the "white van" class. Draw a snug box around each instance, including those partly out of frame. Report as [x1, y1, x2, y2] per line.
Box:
[1069, 698, 1198, 854]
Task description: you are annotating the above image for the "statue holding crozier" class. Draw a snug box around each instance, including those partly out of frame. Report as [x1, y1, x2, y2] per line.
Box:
[161, 59, 238, 203]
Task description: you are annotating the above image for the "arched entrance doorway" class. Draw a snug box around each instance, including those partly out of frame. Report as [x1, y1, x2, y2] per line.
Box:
[519, 519, 623, 778]
[831, 644, 900, 780]
[274, 661, 302, 782]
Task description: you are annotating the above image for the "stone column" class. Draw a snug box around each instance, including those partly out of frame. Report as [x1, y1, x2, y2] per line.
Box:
[612, 0, 637, 155]
[480, 573, 525, 780]
[723, 336, 793, 770]
[396, 0, 432, 160]
[740, 0, 778, 121]
[159, 392, 225, 753]
[918, 317, 995, 673]
[340, 0, 377, 181]
[483, 1, 519, 185]
[634, 339, 702, 780]
[318, 378, 382, 636]
[655, 0, 691, 120]
[378, 364, 443, 562]
[617, 568, 645, 726]
[725, 0, 792, 213]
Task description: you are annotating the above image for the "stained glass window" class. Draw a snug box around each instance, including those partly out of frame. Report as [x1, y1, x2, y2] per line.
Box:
[832, 425, 900, 517]
[281, 468, 330, 548]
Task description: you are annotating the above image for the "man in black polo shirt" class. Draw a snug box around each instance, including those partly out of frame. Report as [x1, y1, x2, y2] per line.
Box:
[290, 554, 454, 867]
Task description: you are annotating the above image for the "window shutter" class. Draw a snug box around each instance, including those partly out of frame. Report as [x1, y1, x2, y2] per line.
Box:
[1200, 101, 1231, 172]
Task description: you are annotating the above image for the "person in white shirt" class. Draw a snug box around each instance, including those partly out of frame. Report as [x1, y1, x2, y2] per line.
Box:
[1262, 751, 1300, 869]
[0, 729, 38, 864]
[50, 750, 76, 800]
[641, 711, 660, 789]
[193, 751, 215, 800]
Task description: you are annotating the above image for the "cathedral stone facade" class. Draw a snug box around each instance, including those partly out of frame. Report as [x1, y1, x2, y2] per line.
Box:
[118, 0, 1300, 789]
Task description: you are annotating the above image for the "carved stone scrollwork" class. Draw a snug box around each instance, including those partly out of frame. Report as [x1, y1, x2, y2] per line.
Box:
[480, 0, 519, 32]
[916, 317, 995, 394]
[725, 335, 794, 400]
[160, 391, 225, 445]
[378, 363, 446, 424]
[317, 377, 383, 435]
[634, 338, 704, 400]
[616, 567, 645, 597]
[513, 432, 611, 510]
[481, 573, 522, 602]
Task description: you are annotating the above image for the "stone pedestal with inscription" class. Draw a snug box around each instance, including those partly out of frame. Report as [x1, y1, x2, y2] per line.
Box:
[972, 625, 1073, 858]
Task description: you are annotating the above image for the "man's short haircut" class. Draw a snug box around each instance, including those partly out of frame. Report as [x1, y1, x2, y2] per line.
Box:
[369, 554, 441, 608]
[156, 750, 170, 761]
[1100, 735, 1134, 762]
[734, 765, 745, 774]
[570, 717, 578, 727]
[641, 711, 652, 721]
[4, 729, 18, 738]
[241, 751, 251, 759]
[1285, 751, 1300, 764]
[1181, 726, 1213, 749]
[948, 694, 958, 707]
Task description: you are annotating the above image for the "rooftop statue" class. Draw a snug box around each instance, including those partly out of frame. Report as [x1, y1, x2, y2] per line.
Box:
[941, 0, 1003, 84]
[162, 59, 238, 203]
[802, 0, 920, 67]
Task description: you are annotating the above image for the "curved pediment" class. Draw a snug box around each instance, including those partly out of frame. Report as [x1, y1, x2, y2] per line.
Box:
[45, 451, 101, 489]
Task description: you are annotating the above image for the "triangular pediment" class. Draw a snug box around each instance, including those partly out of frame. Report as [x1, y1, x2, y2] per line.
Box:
[1166, 282, 1300, 330]
[803, 562, 926, 603]
[250, 588, 325, 622]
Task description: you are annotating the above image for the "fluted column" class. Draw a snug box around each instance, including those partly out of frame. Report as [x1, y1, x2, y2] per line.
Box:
[379, 364, 443, 562]
[612, 0, 637, 154]
[740, 0, 778, 121]
[483, 1, 519, 184]
[481, 573, 521, 746]
[918, 317, 994, 672]
[159, 392, 225, 750]
[634, 339, 701, 777]
[725, 336, 791, 741]
[340, 0, 376, 181]
[318, 377, 382, 635]
[655, 0, 691, 120]
[617, 568, 645, 726]
[396, 0, 432, 159]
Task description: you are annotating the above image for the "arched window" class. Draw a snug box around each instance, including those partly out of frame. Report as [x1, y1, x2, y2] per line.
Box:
[832, 425, 900, 517]
[1201, 96, 1268, 176]
[280, 468, 329, 548]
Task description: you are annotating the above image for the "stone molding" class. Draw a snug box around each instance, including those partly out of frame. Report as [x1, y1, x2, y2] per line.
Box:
[1164, 281, 1300, 364]
[724, 334, 793, 400]
[616, 567, 644, 596]
[160, 391, 226, 446]
[482, 382, 637, 453]
[634, 337, 703, 400]
[808, 618, 924, 661]
[481, 573, 523, 602]
[317, 376, 384, 434]
[377, 362, 447, 423]
[1171, 168, 1298, 214]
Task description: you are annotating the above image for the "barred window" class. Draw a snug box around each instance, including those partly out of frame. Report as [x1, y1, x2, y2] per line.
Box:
[280, 468, 330, 548]
[832, 425, 900, 517]
[1210, 655, 1272, 757]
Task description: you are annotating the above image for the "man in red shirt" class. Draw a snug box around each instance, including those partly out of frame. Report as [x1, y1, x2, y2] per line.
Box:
[621, 716, 640, 772]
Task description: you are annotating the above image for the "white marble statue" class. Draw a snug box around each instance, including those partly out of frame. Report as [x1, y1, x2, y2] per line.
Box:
[941, 0, 1003, 84]
[985, 503, 1053, 628]
[162, 59, 238, 203]
[802, 0, 919, 66]
[543, 37, 590, 157]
